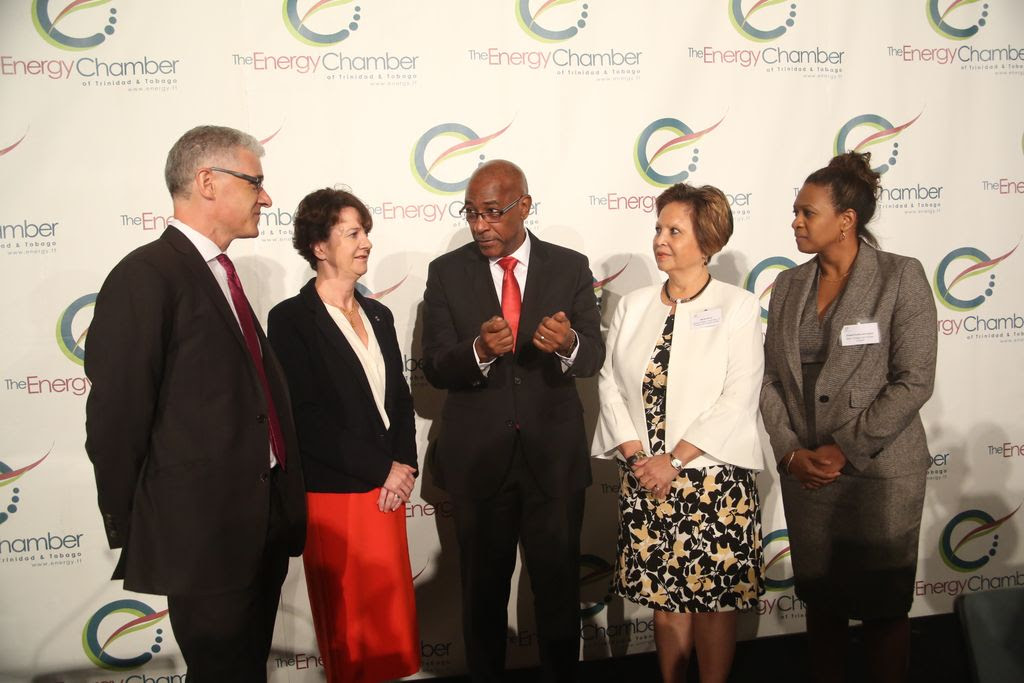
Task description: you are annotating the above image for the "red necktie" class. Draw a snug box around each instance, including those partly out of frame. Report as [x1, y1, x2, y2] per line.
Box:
[498, 256, 521, 346]
[216, 254, 287, 469]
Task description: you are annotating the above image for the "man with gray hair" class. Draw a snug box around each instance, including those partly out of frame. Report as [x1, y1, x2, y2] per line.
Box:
[85, 125, 306, 682]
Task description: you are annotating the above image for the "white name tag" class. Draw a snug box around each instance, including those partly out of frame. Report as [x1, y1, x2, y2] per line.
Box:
[840, 322, 880, 346]
[691, 308, 723, 329]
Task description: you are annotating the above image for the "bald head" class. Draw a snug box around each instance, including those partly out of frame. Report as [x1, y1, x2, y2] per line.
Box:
[469, 160, 529, 196]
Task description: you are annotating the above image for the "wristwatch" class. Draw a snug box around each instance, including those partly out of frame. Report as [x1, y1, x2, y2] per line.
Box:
[670, 457, 684, 471]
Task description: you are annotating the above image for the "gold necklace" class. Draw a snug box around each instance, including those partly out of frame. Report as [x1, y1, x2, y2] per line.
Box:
[338, 303, 360, 319]
[819, 271, 851, 282]
[319, 294, 360, 319]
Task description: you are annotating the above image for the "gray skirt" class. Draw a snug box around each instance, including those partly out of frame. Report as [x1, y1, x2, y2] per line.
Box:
[780, 468, 926, 620]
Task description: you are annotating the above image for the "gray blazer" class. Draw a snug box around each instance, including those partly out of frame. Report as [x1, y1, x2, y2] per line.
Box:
[760, 243, 938, 478]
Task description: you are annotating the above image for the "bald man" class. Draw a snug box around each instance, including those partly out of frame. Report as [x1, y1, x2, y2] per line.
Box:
[422, 160, 604, 682]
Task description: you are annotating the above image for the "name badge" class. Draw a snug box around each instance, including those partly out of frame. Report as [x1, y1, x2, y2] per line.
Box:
[840, 322, 880, 346]
[691, 308, 723, 329]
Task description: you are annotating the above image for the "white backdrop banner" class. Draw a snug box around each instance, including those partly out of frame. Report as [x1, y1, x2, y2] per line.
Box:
[1, 1, 1022, 681]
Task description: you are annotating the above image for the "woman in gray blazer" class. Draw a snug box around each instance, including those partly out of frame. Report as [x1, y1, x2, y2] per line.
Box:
[760, 152, 937, 682]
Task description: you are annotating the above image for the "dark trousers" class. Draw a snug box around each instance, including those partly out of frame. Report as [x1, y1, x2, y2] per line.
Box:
[167, 468, 290, 683]
[452, 448, 585, 683]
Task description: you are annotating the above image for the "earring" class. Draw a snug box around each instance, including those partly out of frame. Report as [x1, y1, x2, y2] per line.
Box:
[840, 230, 847, 241]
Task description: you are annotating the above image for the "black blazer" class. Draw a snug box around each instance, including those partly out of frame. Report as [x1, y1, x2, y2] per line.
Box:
[268, 278, 417, 493]
[85, 226, 306, 596]
[422, 232, 605, 499]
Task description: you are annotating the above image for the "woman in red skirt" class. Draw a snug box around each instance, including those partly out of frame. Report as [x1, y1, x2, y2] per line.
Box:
[269, 187, 420, 683]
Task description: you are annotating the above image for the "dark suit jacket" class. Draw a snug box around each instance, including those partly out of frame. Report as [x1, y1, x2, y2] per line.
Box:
[84, 226, 306, 596]
[267, 278, 417, 492]
[422, 232, 605, 499]
[760, 243, 938, 477]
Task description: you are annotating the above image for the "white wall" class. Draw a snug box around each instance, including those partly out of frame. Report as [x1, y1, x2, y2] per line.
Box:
[1, 1, 1022, 680]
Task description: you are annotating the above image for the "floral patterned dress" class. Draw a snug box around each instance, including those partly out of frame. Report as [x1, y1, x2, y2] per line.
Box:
[612, 311, 764, 612]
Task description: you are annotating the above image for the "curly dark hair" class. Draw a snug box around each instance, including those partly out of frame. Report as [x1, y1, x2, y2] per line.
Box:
[804, 151, 881, 247]
[292, 188, 373, 270]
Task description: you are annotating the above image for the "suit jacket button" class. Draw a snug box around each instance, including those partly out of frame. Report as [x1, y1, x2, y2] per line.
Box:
[505, 419, 514, 428]
[513, 376, 522, 385]
[818, 395, 829, 403]
[259, 471, 269, 483]
[257, 414, 267, 423]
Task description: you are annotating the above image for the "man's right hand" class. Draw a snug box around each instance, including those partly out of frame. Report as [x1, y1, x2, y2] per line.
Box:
[475, 316, 514, 362]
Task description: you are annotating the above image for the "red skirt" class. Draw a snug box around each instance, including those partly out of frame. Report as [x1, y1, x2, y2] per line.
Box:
[303, 491, 420, 683]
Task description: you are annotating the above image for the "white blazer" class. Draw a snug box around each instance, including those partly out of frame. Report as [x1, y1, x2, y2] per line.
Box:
[592, 279, 766, 471]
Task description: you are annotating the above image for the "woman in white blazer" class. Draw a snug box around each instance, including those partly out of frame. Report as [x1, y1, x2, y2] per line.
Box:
[593, 183, 765, 683]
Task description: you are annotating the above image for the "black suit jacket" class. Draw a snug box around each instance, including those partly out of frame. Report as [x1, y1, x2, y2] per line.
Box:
[267, 279, 418, 492]
[84, 226, 306, 596]
[422, 232, 604, 499]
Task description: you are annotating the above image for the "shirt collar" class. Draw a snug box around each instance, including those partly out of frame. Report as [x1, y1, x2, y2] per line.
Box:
[169, 217, 224, 263]
[489, 230, 531, 269]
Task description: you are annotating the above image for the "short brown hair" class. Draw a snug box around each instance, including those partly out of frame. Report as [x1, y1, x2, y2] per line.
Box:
[292, 188, 373, 270]
[655, 184, 733, 260]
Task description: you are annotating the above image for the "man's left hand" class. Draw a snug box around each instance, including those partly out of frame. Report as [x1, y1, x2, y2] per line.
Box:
[532, 311, 573, 354]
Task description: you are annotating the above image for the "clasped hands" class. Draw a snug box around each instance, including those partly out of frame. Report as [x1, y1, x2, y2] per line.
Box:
[474, 311, 573, 362]
[378, 461, 417, 512]
[631, 454, 679, 499]
[789, 444, 846, 490]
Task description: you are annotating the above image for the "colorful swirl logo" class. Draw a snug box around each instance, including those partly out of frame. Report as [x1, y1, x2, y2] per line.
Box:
[927, 0, 991, 40]
[259, 124, 284, 146]
[56, 293, 97, 366]
[634, 117, 724, 188]
[579, 554, 614, 617]
[729, 0, 798, 42]
[410, 122, 512, 195]
[1, 130, 29, 158]
[0, 448, 50, 526]
[762, 529, 795, 591]
[516, 0, 589, 43]
[82, 599, 169, 670]
[939, 505, 1019, 573]
[744, 256, 796, 322]
[592, 259, 630, 310]
[834, 113, 921, 176]
[283, 0, 362, 46]
[355, 275, 407, 300]
[933, 242, 1017, 312]
[32, 0, 119, 51]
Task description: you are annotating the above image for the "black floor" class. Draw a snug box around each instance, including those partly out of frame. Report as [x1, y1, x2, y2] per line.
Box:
[431, 613, 970, 682]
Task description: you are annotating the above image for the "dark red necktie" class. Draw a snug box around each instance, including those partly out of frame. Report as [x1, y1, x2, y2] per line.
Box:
[216, 254, 287, 468]
[498, 256, 521, 345]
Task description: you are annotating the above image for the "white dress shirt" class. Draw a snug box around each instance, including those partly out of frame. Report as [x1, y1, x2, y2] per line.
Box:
[324, 303, 391, 430]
